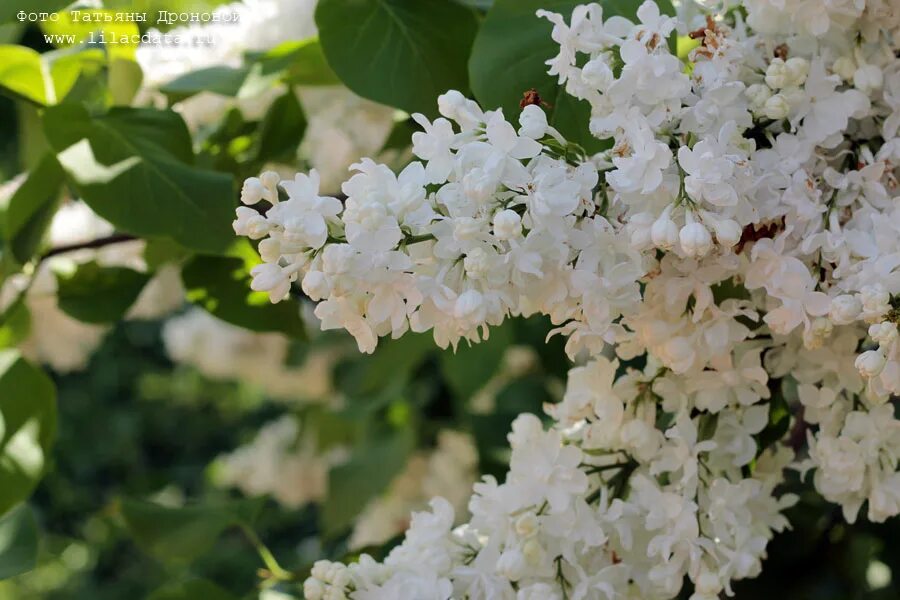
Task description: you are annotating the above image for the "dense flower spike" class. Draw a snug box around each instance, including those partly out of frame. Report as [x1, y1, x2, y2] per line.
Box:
[234, 0, 900, 597]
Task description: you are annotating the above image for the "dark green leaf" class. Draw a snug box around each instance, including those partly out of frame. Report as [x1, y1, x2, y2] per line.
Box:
[0, 504, 38, 579]
[181, 248, 308, 338]
[147, 579, 238, 600]
[42, 105, 236, 254]
[698, 412, 719, 442]
[119, 497, 263, 565]
[0, 350, 57, 516]
[322, 428, 414, 536]
[2, 154, 63, 264]
[315, 0, 479, 115]
[160, 66, 251, 100]
[0, 503, 38, 580]
[55, 261, 150, 324]
[440, 320, 513, 402]
[336, 333, 434, 398]
[252, 90, 306, 164]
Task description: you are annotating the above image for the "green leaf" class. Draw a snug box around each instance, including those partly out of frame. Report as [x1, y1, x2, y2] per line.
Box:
[42, 104, 236, 254]
[0, 299, 29, 349]
[468, 0, 673, 152]
[0, 503, 38, 580]
[264, 38, 340, 86]
[252, 89, 306, 164]
[440, 320, 513, 402]
[0, 44, 100, 106]
[55, 261, 150, 324]
[181, 247, 308, 338]
[322, 428, 414, 536]
[0, 350, 57, 516]
[143, 238, 191, 271]
[336, 333, 434, 398]
[315, 0, 478, 115]
[0, 45, 45, 105]
[2, 154, 63, 264]
[108, 57, 143, 106]
[119, 497, 263, 565]
[148, 579, 238, 600]
[159, 66, 251, 100]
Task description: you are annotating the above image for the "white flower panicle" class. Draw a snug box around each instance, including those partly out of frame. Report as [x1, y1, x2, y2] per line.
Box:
[162, 308, 337, 402]
[230, 0, 900, 597]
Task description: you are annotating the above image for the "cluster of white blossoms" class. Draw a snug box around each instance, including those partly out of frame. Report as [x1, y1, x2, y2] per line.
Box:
[348, 430, 478, 550]
[216, 418, 477, 547]
[215, 415, 343, 509]
[234, 0, 900, 597]
[162, 308, 338, 402]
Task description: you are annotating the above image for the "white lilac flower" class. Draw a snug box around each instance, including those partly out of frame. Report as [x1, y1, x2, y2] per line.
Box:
[222, 1, 900, 596]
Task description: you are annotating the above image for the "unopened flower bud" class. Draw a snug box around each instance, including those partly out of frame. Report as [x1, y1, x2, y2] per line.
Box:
[522, 539, 544, 565]
[832, 56, 856, 81]
[781, 85, 805, 106]
[856, 350, 887, 378]
[869, 322, 899, 347]
[515, 513, 539, 538]
[519, 104, 548, 139]
[804, 317, 833, 349]
[438, 90, 468, 120]
[454, 216, 482, 241]
[651, 215, 679, 250]
[463, 247, 491, 279]
[250, 263, 291, 302]
[695, 570, 723, 595]
[455, 289, 486, 321]
[493, 209, 522, 240]
[259, 170, 280, 189]
[303, 578, 326, 600]
[679, 222, 713, 257]
[784, 57, 810, 86]
[746, 83, 772, 109]
[257, 237, 282, 263]
[854, 64, 883, 93]
[829, 294, 862, 325]
[233, 206, 270, 238]
[765, 58, 789, 89]
[582, 57, 614, 91]
[241, 177, 268, 205]
[302, 270, 330, 300]
[497, 547, 527, 581]
[860, 286, 891, 322]
[764, 94, 790, 120]
[713, 219, 742, 248]
[310, 561, 333, 581]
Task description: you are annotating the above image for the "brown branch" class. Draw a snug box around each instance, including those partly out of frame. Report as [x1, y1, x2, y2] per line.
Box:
[40, 233, 138, 261]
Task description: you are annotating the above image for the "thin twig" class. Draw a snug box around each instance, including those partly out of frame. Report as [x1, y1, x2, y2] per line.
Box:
[40, 233, 138, 261]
